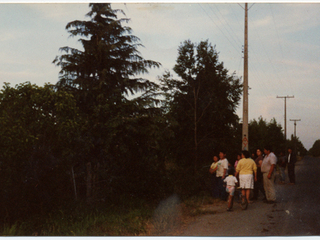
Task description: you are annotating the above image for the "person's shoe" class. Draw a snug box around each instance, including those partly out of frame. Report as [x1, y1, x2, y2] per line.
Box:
[288, 182, 295, 185]
[266, 200, 276, 204]
[227, 208, 233, 211]
[241, 198, 248, 210]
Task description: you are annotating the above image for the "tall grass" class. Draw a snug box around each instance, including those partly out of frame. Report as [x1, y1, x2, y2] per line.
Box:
[0, 198, 153, 236]
[1, 193, 221, 236]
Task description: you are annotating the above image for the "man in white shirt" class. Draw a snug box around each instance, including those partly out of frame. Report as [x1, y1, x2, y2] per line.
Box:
[261, 145, 277, 203]
[217, 151, 229, 201]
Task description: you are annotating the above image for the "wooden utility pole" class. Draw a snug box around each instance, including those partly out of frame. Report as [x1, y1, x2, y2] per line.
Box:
[290, 118, 301, 152]
[277, 95, 294, 142]
[290, 119, 301, 138]
[242, 3, 249, 151]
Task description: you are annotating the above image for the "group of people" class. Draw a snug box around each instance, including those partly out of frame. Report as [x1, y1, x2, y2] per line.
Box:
[209, 146, 297, 211]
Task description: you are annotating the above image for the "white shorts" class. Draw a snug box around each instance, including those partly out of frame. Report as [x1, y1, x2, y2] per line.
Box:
[239, 174, 254, 189]
[226, 186, 236, 196]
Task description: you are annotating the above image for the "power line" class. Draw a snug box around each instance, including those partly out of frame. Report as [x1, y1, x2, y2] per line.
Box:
[269, 4, 295, 96]
[212, 4, 243, 47]
[198, 4, 242, 58]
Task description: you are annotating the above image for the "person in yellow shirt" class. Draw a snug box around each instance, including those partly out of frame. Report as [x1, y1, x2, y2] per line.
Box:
[235, 150, 257, 207]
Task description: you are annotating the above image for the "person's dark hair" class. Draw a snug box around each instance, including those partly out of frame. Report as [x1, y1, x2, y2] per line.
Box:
[242, 150, 250, 158]
[228, 167, 235, 176]
[264, 145, 272, 152]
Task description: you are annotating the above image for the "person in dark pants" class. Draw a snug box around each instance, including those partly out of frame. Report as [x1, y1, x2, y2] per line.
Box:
[287, 147, 297, 185]
[253, 148, 266, 200]
[209, 155, 219, 198]
[216, 151, 229, 201]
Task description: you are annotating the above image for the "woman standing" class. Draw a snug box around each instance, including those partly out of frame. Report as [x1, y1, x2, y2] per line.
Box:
[235, 150, 257, 208]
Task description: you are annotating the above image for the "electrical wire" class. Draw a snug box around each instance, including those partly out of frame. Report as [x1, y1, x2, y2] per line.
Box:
[198, 3, 242, 58]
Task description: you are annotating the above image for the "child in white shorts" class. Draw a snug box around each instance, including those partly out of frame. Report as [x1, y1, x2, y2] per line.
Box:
[223, 168, 238, 211]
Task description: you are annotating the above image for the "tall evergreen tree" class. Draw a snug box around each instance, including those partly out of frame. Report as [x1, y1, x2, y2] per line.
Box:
[53, 3, 163, 202]
[53, 3, 160, 109]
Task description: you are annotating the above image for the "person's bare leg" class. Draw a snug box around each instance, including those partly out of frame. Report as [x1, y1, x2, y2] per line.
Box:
[229, 195, 234, 209]
[246, 189, 253, 203]
[241, 189, 246, 203]
[227, 195, 231, 208]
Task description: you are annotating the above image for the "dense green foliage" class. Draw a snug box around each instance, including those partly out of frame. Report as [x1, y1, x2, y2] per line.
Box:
[287, 135, 307, 156]
[248, 116, 307, 156]
[309, 139, 320, 157]
[0, 82, 81, 223]
[249, 116, 285, 154]
[158, 39, 242, 195]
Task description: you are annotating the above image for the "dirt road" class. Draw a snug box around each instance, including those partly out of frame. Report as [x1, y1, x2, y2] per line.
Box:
[160, 156, 320, 236]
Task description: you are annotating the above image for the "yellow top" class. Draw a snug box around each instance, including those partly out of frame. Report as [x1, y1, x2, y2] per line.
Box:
[210, 162, 219, 170]
[236, 158, 257, 175]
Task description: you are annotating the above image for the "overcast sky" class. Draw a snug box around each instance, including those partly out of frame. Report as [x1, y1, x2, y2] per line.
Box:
[0, 1, 319, 150]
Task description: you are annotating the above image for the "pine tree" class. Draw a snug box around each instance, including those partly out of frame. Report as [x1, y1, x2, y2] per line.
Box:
[53, 3, 160, 110]
[53, 3, 162, 202]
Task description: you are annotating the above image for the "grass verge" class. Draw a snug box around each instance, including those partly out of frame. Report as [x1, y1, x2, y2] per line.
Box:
[1, 193, 220, 236]
[1, 198, 153, 236]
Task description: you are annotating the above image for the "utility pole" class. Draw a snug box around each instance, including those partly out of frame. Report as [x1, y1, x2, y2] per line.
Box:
[290, 119, 301, 138]
[242, 3, 249, 151]
[290, 119, 301, 152]
[277, 95, 294, 142]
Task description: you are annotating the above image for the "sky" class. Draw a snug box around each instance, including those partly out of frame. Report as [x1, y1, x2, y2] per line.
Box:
[0, 1, 319, 150]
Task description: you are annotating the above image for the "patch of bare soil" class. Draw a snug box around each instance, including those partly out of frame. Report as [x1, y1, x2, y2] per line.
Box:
[144, 194, 227, 236]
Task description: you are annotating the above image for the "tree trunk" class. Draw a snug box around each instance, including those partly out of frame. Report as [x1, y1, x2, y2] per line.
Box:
[193, 86, 198, 174]
[71, 166, 77, 201]
[86, 162, 92, 203]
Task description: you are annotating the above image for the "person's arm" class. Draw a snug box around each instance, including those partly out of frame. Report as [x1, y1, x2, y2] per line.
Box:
[253, 162, 258, 181]
[209, 165, 218, 174]
[235, 161, 240, 178]
[268, 164, 275, 179]
[222, 168, 227, 179]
